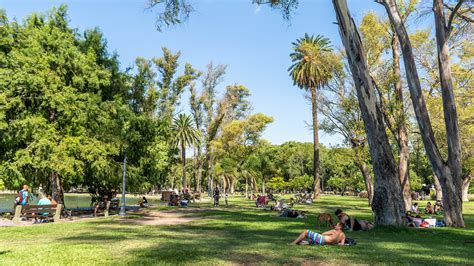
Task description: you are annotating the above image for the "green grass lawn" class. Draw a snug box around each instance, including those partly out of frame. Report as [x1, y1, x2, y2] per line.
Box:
[0, 196, 473, 265]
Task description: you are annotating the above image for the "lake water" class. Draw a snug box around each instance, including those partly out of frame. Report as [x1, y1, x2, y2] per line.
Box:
[0, 193, 162, 210]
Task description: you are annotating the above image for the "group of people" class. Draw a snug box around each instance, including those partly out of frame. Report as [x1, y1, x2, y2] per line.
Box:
[213, 187, 229, 207]
[292, 208, 374, 246]
[14, 185, 58, 207]
[410, 200, 443, 215]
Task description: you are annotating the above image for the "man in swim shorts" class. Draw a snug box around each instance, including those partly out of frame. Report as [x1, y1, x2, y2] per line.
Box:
[291, 222, 346, 245]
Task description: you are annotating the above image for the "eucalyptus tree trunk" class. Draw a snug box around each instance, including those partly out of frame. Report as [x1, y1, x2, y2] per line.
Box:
[356, 160, 374, 206]
[181, 142, 187, 189]
[196, 146, 203, 193]
[392, 34, 412, 211]
[309, 87, 321, 199]
[222, 175, 227, 193]
[379, 0, 464, 227]
[252, 177, 258, 193]
[230, 178, 235, 194]
[245, 176, 249, 198]
[462, 175, 471, 202]
[333, 0, 406, 225]
[353, 143, 374, 206]
[433, 171, 443, 201]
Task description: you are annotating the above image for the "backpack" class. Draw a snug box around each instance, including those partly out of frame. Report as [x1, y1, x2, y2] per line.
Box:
[345, 238, 357, 246]
[15, 191, 23, 205]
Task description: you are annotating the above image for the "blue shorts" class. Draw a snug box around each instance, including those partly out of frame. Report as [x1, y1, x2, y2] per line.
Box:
[307, 230, 326, 245]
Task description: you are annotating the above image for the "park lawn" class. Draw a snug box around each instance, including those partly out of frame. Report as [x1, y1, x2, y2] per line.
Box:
[0, 196, 473, 265]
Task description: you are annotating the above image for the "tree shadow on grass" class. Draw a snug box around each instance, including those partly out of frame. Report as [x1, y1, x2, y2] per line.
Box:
[0, 250, 11, 256]
[55, 206, 474, 264]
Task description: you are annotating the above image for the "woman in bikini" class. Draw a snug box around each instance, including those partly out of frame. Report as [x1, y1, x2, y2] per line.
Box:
[335, 209, 374, 231]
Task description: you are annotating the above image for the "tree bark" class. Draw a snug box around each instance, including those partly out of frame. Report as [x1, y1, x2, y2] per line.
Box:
[222, 175, 227, 193]
[51, 171, 65, 207]
[379, 0, 464, 226]
[391, 34, 412, 211]
[352, 143, 374, 206]
[230, 178, 235, 194]
[195, 146, 203, 193]
[462, 174, 471, 202]
[310, 87, 321, 199]
[357, 161, 374, 206]
[433, 171, 443, 201]
[181, 142, 187, 189]
[245, 176, 249, 198]
[333, 0, 406, 225]
[252, 176, 258, 193]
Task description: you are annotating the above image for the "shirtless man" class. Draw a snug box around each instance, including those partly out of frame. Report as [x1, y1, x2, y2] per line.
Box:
[291, 223, 346, 246]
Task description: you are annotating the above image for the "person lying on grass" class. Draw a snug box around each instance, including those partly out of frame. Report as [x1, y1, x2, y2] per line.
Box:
[280, 209, 306, 218]
[291, 222, 346, 246]
[335, 209, 374, 231]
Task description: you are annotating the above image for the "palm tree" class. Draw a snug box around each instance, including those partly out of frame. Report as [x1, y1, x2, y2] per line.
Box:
[289, 34, 339, 199]
[172, 113, 201, 190]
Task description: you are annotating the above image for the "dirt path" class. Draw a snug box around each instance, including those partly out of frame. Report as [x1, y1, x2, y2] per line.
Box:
[117, 208, 208, 226]
[0, 207, 209, 227]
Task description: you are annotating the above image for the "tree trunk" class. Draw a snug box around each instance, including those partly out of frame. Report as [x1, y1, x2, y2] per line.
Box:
[196, 146, 203, 194]
[333, 0, 406, 225]
[353, 144, 373, 206]
[433, 171, 443, 201]
[181, 142, 187, 189]
[462, 175, 471, 202]
[310, 88, 321, 199]
[252, 177, 258, 193]
[262, 179, 266, 194]
[51, 171, 65, 207]
[392, 34, 412, 211]
[222, 175, 227, 193]
[230, 178, 235, 194]
[356, 161, 374, 206]
[379, 0, 464, 226]
[245, 176, 249, 198]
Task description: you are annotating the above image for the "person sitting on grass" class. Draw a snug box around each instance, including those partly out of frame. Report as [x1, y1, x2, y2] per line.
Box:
[139, 196, 148, 208]
[406, 212, 423, 227]
[291, 222, 346, 246]
[271, 199, 288, 211]
[433, 200, 443, 214]
[410, 203, 419, 214]
[335, 209, 374, 231]
[169, 194, 179, 206]
[425, 202, 433, 214]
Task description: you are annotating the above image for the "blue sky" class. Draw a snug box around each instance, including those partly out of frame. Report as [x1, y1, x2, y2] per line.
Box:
[1, 0, 386, 146]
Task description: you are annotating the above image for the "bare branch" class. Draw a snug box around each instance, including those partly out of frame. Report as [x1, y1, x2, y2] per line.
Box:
[447, 0, 466, 35]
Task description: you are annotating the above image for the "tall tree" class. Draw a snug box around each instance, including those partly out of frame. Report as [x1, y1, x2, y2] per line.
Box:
[172, 113, 201, 190]
[288, 34, 339, 199]
[377, 0, 468, 226]
[332, 0, 406, 225]
[359, 9, 415, 210]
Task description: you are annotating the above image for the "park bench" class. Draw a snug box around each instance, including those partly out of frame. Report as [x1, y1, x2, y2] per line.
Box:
[12, 204, 62, 225]
[94, 198, 120, 217]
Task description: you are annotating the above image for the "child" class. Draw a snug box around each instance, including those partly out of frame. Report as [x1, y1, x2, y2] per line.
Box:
[410, 203, 419, 214]
[225, 193, 229, 207]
